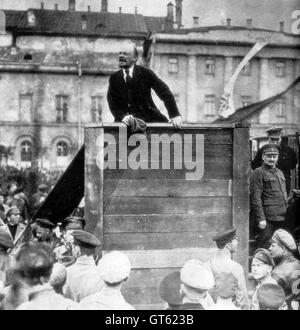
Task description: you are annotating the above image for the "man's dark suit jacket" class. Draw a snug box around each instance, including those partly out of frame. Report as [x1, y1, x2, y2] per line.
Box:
[107, 65, 180, 122]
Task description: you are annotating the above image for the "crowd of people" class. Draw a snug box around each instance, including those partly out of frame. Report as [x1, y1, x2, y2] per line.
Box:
[0, 123, 300, 310]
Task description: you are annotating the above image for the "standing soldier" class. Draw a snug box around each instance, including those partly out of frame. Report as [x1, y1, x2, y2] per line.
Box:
[269, 229, 300, 308]
[251, 127, 297, 195]
[64, 230, 103, 302]
[53, 216, 85, 266]
[250, 144, 288, 248]
[208, 228, 249, 310]
[34, 218, 60, 250]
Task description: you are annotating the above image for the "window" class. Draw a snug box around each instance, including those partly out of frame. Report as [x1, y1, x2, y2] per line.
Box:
[56, 141, 69, 167]
[19, 93, 33, 122]
[205, 58, 215, 75]
[240, 96, 252, 108]
[168, 57, 178, 74]
[56, 141, 69, 157]
[241, 62, 251, 76]
[204, 95, 216, 116]
[20, 141, 32, 162]
[91, 96, 103, 122]
[275, 98, 286, 117]
[81, 15, 87, 30]
[275, 61, 286, 77]
[56, 95, 69, 123]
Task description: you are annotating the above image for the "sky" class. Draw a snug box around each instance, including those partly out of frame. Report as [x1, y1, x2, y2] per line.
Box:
[0, 0, 299, 32]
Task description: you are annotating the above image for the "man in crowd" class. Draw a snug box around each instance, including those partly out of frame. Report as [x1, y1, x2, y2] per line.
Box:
[31, 184, 48, 216]
[208, 228, 249, 310]
[250, 144, 288, 248]
[34, 218, 59, 250]
[269, 229, 300, 308]
[15, 244, 78, 310]
[80, 251, 134, 310]
[251, 127, 297, 195]
[107, 42, 182, 130]
[54, 215, 85, 266]
[6, 181, 30, 223]
[0, 226, 14, 287]
[250, 248, 277, 310]
[257, 283, 286, 310]
[178, 259, 215, 310]
[2, 206, 32, 255]
[208, 273, 239, 310]
[159, 271, 182, 310]
[64, 230, 103, 302]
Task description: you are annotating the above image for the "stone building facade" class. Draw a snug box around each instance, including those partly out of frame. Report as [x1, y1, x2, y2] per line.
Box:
[0, 1, 299, 170]
[150, 25, 300, 138]
[0, 6, 165, 169]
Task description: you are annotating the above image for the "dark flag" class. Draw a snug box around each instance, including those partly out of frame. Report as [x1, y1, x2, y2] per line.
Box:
[33, 146, 85, 224]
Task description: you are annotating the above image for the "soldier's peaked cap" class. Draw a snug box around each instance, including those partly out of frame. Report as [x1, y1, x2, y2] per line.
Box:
[261, 143, 280, 155]
[270, 229, 297, 252]
[71, 230, 100, 248]
[61, 216, 86, 230]
[212, 228, 237, 245]
[265, 127, 283, 137]
[36, 218, 55, 229]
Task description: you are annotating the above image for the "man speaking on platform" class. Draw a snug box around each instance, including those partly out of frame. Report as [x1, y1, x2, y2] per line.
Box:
[107, 42, 182, 129]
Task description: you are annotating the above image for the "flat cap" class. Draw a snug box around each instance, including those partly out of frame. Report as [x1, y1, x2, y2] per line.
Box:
[159, 271, 182, 306]
[5, 206, 20, 218]
[180, 259, 214, 291]
[215, 272, 237, 299]
[0, 226, 14, 249]
[61, 216, 86, 230]
[36, 218, 55, 230]
[212, 228, 237, 246]
[97, 251, 131, 284]
[257, 284, 285, 310]
[71, 230, 100, 248]
[265, 127, 283, 137]
[270, 229, 297, 252]
[253, 248, 275, 267]
[262, 143, 280, 155]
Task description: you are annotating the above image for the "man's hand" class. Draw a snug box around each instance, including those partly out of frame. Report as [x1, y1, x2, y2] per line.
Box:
[169, 116, 182, 129]
[258, 220, 267, 230]
[122, 114, 134, 126]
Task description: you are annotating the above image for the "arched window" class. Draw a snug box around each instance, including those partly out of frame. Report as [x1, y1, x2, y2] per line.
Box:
[56, 141, 69, 157]
[20, 141, 32, 162]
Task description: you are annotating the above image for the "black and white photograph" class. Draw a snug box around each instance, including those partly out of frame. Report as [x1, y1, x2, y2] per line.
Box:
[0, 0, 300, 314]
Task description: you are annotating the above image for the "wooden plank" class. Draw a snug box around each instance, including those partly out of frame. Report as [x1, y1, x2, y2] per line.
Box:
[104, 160, 232, 179]
[104, 213, 232, 233]
[84, 126, 104, 251]
[232, 127, 250, 276]
[102, 248, 217, 269]
[103, 232, 220, 250]
[104, 179, 232, 198]
[104, 196, 232, 215]
[103, 126, 233, 145]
